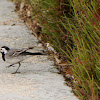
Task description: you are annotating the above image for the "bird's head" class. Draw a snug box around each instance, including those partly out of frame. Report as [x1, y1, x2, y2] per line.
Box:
[0, 46, 10, 54]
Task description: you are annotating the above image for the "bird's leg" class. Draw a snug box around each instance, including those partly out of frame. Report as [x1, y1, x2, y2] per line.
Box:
[6, 64, 14, 68]
[12, 62, 21, 74]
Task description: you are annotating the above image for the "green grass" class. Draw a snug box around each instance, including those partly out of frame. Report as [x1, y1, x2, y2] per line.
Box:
[12, 0, 100, 99]
[61, 0, 100, 99]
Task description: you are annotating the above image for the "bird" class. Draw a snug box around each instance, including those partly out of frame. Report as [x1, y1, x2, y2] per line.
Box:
[0, 46, 45, 74]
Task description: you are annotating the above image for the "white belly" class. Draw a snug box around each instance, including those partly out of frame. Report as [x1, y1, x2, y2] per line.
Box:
[5, 55, 26, 64]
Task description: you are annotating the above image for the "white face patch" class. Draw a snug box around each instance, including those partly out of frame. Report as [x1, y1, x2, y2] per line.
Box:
[0, 48, 7, 54]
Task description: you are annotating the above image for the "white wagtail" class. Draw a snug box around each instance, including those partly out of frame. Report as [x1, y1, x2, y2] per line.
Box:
[0, 46, 45, 74]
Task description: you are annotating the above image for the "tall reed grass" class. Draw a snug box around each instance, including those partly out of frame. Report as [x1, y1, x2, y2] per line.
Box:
[61, 0, 100, 99]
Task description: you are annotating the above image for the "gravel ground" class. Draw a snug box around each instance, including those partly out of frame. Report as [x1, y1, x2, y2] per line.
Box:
[0, 0, 78, 100]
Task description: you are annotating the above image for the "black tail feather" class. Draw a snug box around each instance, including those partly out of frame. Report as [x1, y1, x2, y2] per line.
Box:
[21, 52, 46, 55]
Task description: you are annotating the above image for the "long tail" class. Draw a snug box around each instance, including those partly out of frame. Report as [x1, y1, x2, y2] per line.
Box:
[22, 52, 46, 55]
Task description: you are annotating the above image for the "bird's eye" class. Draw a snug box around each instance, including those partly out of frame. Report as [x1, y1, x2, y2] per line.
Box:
[0, 48, 4, 52]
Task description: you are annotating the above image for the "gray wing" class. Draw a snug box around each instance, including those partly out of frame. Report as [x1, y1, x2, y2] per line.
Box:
[6, 47, 34, 58]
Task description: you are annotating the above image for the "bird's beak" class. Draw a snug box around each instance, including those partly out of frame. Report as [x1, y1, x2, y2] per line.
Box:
[0, 47, 3, 53]
[0, 48, 1, 53]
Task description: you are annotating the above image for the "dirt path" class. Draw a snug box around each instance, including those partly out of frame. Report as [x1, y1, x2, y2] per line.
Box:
[0, 0, 78, 100]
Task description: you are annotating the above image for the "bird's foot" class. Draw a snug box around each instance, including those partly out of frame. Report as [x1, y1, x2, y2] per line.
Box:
[12, 71, 21, 74]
